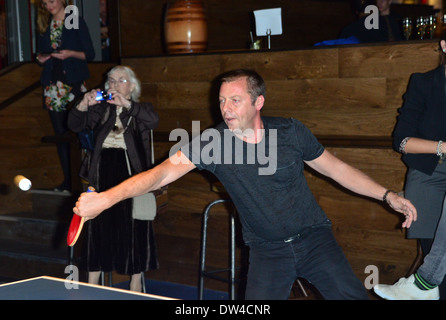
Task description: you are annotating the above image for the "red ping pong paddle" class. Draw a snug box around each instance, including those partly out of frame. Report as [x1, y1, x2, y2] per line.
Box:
[67, 186, 95, 246]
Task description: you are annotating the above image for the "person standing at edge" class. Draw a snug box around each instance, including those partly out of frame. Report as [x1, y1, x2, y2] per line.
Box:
[373, 35, 446, 301]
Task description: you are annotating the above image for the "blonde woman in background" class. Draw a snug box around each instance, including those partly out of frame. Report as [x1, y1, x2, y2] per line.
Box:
[36, 0, 95, 193]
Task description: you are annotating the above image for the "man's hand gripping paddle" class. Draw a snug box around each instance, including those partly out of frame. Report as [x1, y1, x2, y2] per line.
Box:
[67, 186, 94, 246]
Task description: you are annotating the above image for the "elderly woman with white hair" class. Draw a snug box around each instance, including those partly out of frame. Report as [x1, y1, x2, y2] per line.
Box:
[68, 65, 159, 292]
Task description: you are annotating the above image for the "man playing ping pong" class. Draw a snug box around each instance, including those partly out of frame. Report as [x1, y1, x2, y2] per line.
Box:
[74, 69, 416, 300]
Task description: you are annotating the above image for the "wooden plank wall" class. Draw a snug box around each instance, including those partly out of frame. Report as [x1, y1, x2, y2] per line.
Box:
[0, 41, 441, 297]
[122, 41, 441, 295]
[0, 63, 115, 215]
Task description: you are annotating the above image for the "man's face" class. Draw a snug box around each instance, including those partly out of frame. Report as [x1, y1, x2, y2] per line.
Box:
[219, 77, 260, 133]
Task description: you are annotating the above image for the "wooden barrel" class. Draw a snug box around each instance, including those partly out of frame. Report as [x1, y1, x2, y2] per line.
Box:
[164, 0, 208, 54]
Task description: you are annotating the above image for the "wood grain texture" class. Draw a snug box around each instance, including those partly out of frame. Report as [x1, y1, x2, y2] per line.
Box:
[0, 41, 438, 295]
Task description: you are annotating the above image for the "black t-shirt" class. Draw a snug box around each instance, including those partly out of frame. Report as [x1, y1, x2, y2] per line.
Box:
[182, 116, 328, 244]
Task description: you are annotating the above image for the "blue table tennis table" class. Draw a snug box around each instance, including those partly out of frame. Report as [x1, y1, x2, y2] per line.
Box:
[0, 276, 176, 300]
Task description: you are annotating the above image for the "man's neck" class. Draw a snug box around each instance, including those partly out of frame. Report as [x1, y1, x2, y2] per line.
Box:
[233, 119, 264, 144]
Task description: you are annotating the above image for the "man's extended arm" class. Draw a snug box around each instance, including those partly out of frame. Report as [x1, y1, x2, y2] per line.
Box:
[73, 151, 196, 219]
[305, 150, 417, 228]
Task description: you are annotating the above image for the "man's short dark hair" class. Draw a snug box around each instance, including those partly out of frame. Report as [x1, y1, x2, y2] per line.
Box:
[220, 69, 266, 105]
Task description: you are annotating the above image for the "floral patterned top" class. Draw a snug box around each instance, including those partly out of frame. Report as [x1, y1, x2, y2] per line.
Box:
[43, 19, 87, 112]
[50, 19, 63, 51]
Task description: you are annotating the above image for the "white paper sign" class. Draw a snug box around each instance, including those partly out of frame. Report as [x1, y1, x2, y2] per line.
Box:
[253, 8, 282, 36]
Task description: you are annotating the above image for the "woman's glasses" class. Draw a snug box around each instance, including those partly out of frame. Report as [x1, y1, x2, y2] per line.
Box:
[108, 79, 129, 86]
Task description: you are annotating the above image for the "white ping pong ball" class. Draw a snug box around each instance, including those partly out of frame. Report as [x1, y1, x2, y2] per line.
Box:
[14, 175, 32, 191]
